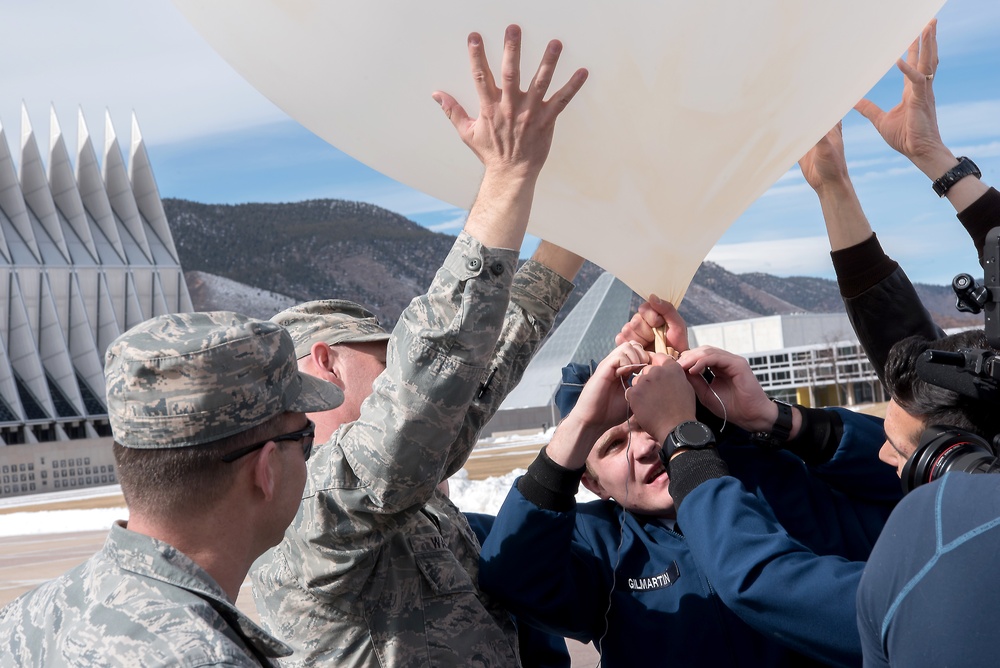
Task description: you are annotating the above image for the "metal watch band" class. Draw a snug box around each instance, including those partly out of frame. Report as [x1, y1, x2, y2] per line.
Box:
[932, 156, 981, 197]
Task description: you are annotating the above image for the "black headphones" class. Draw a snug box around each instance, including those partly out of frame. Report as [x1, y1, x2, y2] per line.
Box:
[900, 424, 998, 493]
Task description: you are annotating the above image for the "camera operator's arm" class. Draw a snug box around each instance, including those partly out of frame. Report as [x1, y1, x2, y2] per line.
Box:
[799, 123, 941, 384]
[856, 19, 999, 264]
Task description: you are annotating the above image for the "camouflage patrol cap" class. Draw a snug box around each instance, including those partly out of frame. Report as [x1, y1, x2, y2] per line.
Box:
[271, 299, 391, 359]
[104, 311, 344, 449]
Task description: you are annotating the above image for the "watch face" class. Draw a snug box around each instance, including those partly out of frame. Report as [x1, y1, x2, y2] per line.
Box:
[675, 421, 714, 447]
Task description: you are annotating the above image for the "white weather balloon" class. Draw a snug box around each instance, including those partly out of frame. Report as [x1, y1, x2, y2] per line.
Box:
[172, 1, 946, 305]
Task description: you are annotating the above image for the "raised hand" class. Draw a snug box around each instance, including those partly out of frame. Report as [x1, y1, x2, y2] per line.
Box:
[853, 20, 947, 172]
[432, 25, 588, 180]
[798, 123, 850, 193]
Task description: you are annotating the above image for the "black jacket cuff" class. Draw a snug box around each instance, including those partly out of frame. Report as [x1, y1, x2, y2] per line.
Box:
[667, 449, 729, 509]
[782, 407, 844, 466]
[517, 446, 586, 512]
[831, 233, 899, 299]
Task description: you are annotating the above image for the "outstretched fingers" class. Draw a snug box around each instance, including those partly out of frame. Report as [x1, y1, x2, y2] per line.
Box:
[436, 24, 587, 175]
[500, 25, 522, 100]
[467, 32, 499, 111]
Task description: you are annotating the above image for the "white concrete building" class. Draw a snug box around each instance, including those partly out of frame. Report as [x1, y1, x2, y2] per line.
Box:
[689, 314, 887, 408]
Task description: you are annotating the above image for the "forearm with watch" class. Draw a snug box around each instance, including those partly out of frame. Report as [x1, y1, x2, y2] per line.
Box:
[916, 152, 987, 213]
[664, 401, 848, 508]
[748, 399, 846, 466]
[907, 149, 994, 265]
[659, 421, 728, 509]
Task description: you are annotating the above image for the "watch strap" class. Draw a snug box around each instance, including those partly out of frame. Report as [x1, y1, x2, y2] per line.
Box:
[932, 156, 981, 197]
[750, 399, 794, 450]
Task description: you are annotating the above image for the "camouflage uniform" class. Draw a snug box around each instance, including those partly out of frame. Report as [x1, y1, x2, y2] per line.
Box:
[0, 522, 289, 667]
[251, 232, 573, 667]
[0, 312, 343, 667]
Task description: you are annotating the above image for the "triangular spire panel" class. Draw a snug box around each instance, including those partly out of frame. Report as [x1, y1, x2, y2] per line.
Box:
[76, 110, 126, 263]
[0, 121, 39, 263]
[7, 274, 56, 418]
[95, 272, 123, 355]
[38, 275, 85, 417]
[19, 105, 70, 263]
[68, 273, 106, 401]
[103, 111, 152, 263]
[150, 271, 171, 317]
[0, 333, 26, 422]
[129, 113, 179, 263]
[47, 107, 98, 263]
[123, 272, 147, 331]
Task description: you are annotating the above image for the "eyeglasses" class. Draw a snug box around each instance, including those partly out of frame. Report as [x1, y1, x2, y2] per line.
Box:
[221, 419, 316, 463]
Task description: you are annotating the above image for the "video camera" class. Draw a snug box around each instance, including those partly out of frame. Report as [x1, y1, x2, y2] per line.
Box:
[904, 227, 1000, 491]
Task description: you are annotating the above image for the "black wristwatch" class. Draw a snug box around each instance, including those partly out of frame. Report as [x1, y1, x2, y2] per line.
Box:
[750, 399, 794, 450]
[932, 156, 981, 197]
[660, 420, 716, 465]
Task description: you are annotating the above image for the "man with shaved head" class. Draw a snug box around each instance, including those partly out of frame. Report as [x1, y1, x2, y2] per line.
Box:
[251, 24, 588, 668]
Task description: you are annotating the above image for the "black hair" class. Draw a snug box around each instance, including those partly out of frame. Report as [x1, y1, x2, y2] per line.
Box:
[885, 329, 1000, 439]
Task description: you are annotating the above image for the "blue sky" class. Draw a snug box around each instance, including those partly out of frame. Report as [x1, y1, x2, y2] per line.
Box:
[1, 0, 999, 286]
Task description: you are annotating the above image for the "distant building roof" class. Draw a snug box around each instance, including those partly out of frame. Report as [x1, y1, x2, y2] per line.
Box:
[499, 272, 635, 411]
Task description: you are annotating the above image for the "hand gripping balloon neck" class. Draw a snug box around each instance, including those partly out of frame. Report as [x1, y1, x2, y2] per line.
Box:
[653, 326, 679, 360]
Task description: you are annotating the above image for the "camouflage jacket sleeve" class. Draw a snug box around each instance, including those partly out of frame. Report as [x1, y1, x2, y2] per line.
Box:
[286, 233, 525, 583]
[439, 257, 573, 479]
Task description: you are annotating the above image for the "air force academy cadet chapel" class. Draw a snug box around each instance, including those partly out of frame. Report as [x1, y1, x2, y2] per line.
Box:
[0, 106, 190, 499]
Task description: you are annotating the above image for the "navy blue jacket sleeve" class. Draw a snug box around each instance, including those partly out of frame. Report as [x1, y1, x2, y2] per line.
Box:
[678, 476, 866, 668]
[675, 410, 900, 667]
[834, 188, 1000, 383]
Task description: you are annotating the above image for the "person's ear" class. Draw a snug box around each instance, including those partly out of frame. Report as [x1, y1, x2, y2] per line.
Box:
[252, 440, 280, 502]
[309, 342, 343, 386]
[581, 471, 611, 501]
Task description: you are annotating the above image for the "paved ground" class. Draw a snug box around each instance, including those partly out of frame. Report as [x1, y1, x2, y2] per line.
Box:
[0, 438, 600, 665]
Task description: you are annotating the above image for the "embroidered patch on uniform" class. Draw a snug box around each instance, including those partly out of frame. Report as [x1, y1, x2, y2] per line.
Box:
[409, 534, 448, 552]
[628, 561, 680, 591]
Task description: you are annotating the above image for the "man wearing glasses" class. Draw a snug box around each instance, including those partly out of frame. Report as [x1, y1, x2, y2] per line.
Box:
[0, 311, 343, 666]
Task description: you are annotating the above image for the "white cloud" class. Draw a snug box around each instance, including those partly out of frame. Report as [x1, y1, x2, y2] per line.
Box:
[427, 214, 468, 233]
[706, 236, 834, 276]
[950, 140, 1000, 159]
